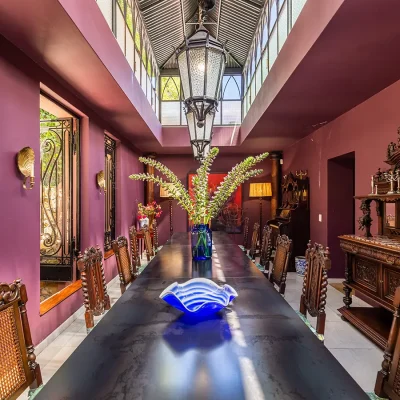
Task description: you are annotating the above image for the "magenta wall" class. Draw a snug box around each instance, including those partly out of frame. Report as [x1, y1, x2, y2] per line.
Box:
[0, 37, 143, 345]
[155, 155, 272, 246]
[284, 79, 400, 276]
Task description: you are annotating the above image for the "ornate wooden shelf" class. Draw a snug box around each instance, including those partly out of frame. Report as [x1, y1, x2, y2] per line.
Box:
[339, 127, 400, 348]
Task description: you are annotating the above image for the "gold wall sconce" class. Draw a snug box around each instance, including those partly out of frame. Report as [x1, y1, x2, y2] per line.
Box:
[96, 170, 106, 193]
[16, 147, 35, 190]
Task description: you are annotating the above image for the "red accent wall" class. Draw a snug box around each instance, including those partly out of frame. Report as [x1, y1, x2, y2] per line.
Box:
[154, 155, 272, 246]
[0, 36, 143, 345]
[284, 79, 400, 276]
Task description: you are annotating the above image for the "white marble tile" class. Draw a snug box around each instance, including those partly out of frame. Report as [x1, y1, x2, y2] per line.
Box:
[328, 348, 382, 392]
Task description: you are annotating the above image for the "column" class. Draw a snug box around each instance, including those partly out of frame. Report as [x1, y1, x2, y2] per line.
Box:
[270, 152, 282, 218]
[145, 153, 156, 204]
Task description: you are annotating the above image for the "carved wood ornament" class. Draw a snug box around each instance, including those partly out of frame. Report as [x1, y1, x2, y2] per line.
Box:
[129, 225, 140, 271]
[77, 247, 111, 332]
[299, 241, 331, 336]
[248, 222, 260, 260]
[259, 225, 273, 271]
[112, 236, 136, 295]
[242, 217, 250, 252]
[0, 280, 42, 399]
[269, 234, 292, 295]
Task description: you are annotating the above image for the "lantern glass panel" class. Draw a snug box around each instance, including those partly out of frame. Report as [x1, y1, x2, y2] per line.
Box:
[206, 48, 225, 99]
[188, 48, 206, 98]
[178, 52, 190, 100]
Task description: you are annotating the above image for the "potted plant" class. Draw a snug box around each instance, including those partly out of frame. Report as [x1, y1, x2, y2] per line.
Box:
[137, 201, 162, 228]
[130, 147, 268, 260]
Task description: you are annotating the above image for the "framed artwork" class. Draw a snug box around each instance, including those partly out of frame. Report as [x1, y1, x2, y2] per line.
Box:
[187, 173, 243, 233]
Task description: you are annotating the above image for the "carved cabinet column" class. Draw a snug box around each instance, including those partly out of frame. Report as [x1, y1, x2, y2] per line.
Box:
[145, 153, 156, 204]
[270, 152, 282, 218]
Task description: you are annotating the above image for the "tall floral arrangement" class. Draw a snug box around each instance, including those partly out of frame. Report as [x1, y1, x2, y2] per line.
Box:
[130, 147, 269, 224]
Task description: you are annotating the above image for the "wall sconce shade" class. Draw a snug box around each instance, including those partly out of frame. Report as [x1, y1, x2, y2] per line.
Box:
[16, 147, 35, 190]
[249, 183, 272, 198]
[96, 170, 106, 193]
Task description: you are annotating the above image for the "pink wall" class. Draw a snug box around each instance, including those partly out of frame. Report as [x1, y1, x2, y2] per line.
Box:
[284, 79, 400, 277]
[0, 37, 143, 345]
[155, 155, 272, 246]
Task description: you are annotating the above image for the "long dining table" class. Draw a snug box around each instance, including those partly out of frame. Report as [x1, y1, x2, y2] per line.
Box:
[35, 232, 368, 400]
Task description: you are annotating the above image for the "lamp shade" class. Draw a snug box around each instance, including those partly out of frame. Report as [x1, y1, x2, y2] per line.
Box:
[249, 183, 272, 198]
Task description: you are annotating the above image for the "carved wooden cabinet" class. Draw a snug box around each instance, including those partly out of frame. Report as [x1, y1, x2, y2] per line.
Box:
[339, 129, 400, 348]
[339, 234, 400, 348]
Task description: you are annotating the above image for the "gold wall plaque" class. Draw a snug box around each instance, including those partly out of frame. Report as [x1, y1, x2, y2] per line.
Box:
[96, 170, 106, 193]
[16, 147, 35, 190]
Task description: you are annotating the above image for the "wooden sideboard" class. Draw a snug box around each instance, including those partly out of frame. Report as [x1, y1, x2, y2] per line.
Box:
[339, 233, 400, 348]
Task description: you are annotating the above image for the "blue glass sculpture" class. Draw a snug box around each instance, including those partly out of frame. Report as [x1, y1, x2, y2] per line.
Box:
[160, 278, 238, 316]
[191, 224, 212, 260]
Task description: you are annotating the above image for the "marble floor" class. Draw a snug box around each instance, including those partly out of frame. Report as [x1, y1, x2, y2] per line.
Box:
[22, 272, 383, 398]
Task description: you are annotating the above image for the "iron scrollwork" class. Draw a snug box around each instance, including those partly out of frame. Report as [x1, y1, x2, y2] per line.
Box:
[104, 135, 116, 252]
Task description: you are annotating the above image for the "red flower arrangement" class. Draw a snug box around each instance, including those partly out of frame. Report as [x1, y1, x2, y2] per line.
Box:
[137, 201, 162, 220]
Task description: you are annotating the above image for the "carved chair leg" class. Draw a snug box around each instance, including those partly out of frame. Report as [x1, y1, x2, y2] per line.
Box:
[120, 283, 126, 295]
[104, 294, 111, 310]
[28, 363, 43, 392]
[85, 310, 94, 333]
[375, 370, 387, 398]
[299, 294, 307, 316]
[316, 311, 326, 336]
[279, 282, 286, 295]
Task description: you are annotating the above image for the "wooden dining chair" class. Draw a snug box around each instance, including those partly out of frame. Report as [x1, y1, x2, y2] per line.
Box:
[112, 236, 135, 295]
[239, 217, 250, 252]
[129, 225, 140, 270]
[0, 280, 43, 399]
[255, 225, 273, 273]
[298, 241, 331, 339]
[375, 286, 400, 399]
[143, 226, 153, 261]
[77, 246, 111, 333]
[248, 222, 260, 261]
[269, 234, 292, 295]
[152, 219, 161, 254]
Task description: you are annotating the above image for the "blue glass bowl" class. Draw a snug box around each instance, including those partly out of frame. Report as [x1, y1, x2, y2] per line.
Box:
[160, 278, 238, 316]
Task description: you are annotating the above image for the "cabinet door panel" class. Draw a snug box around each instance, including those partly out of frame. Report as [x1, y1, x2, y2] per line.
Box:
[353, 256, 379, 294]
[383, 266, 400, 303]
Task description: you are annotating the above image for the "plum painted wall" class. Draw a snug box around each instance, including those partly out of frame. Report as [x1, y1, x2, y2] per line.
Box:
[284, 79, 400, 277]
[154, 155, 272, 246]
[0, 37, 143, 345]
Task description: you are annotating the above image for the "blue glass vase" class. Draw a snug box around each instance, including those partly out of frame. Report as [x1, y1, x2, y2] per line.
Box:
[191, 224, 212, 260]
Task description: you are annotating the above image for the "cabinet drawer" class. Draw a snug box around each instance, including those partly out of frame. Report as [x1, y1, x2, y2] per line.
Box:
[383, 266, 400, 303]
[353, 256, 380, 294]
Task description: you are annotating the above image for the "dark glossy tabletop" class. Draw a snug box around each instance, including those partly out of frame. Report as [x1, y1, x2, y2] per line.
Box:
[36, 232, 368, 400]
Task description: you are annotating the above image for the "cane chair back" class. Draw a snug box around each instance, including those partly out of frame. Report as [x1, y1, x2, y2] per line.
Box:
[258, 225, 273, 272]
[0, 280, 42, 400]
[269, 234, 292, 295]
[299, 241, 331, 337]
[240, 217, 250, 252]
[143, 226, 153, 261]
[112, 236, 135, 295]
[153, 219, 159, 254]
[77, 247, 111, 332]
[375, 287, 400, 400]
[129, 225, 140, 269]
[248, 223, 260, 260]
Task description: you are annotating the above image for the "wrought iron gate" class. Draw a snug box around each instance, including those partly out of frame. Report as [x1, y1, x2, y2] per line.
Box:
[104, 135, 116, 252]
[40, 118, 80, 282]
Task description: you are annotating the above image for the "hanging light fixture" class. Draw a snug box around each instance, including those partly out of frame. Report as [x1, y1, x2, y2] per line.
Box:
[176, 0, 227, 161]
